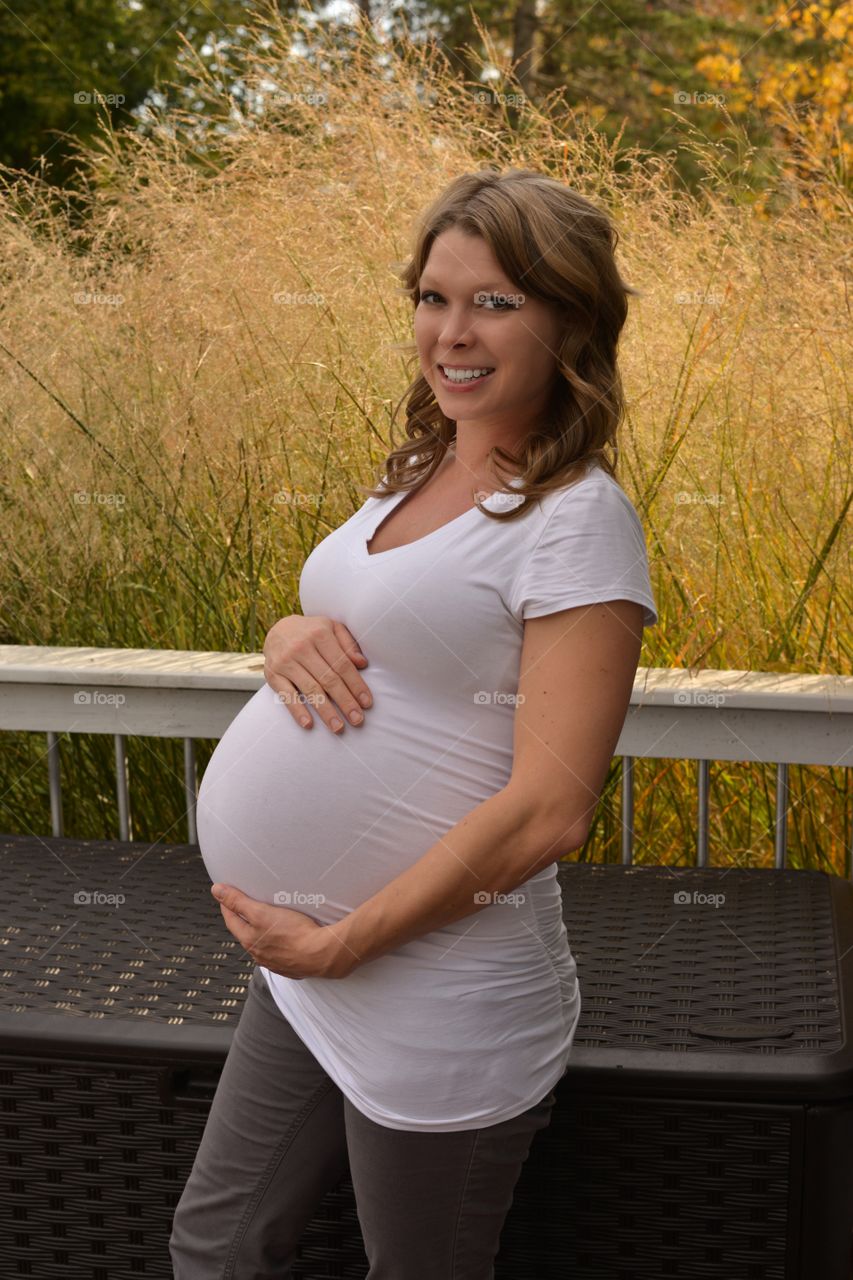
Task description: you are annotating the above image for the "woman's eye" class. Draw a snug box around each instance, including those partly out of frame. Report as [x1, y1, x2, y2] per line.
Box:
[479, 295, 516, 310]
[419, 291, 517, 310]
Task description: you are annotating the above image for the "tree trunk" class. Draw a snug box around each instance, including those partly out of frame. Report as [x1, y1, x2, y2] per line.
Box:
[512, 0, 538, 99]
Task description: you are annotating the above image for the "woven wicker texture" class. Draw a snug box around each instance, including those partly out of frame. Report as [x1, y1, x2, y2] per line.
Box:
[566, 863, 843, 1054]
[2, 835, 851, 1278]
[0, 836, 844, 1056]
[1, 835, 245, 1021]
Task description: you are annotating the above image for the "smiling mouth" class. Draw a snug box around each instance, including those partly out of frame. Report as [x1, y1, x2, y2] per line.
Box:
[438, 365, 496, 386]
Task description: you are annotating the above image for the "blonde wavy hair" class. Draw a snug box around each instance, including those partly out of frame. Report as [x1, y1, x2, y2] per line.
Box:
[356, 167, 640, 522]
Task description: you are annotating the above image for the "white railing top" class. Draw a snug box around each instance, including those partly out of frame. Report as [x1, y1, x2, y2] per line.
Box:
[0, 644, 851, 711]
[0, 646, 851, 768]
[0, 645, 266, 690]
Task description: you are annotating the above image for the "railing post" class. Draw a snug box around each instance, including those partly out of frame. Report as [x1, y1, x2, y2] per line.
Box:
[114, 734, 131, 842]
[775, 762, 789, 869]
[621, 755, 634, 865]
[184, 738, 198, 845]
[46, 731, 64, 838]
[697, 759, 710, 867]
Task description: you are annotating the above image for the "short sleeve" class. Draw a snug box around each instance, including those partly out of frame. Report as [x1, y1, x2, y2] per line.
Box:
[508, 478, 658, 628]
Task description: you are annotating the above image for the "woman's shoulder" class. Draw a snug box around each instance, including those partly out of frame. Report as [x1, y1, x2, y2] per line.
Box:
[536, 459, 644, 523]
[487, 457, 630, 513]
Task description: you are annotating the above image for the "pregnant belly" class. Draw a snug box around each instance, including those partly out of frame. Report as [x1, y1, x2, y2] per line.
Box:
[196, 681, 511, 926]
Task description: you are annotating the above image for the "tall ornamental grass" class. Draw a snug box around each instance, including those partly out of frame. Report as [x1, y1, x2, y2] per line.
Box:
[0, 6, 849, 872]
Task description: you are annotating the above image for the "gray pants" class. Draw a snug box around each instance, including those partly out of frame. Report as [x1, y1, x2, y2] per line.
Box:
[169, 966, 559, 1279]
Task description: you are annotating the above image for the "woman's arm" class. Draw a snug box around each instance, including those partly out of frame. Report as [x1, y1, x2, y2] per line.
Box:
[321, 783, 575, 976]
[322, 598, 645, 976]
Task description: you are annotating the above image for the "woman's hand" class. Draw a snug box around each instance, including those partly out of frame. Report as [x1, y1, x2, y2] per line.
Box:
[211, 883, 356, 979]
[262, 615, 374, 735]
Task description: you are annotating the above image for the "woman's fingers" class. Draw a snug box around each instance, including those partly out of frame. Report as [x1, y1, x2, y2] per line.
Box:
[262, 616, 373, 733]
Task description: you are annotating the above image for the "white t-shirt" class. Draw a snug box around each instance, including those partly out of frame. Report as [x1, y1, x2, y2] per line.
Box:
[196, 457, 657, 1131]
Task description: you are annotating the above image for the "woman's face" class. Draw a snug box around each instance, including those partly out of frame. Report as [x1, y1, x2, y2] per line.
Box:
[414, 226, 564, 442]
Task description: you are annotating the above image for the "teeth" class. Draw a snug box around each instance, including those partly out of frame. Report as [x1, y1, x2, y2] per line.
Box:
[441, 366, 494, 383]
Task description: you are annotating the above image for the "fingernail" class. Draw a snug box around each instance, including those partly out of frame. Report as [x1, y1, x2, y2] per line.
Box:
[331, 717, 343, 731]
[358, 694, 371, 708]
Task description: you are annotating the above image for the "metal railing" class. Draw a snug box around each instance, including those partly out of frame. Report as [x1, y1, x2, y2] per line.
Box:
[1, 646, 851, 874]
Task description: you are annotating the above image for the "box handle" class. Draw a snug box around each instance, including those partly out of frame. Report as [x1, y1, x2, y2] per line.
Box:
[158, 1063, 222, 1108]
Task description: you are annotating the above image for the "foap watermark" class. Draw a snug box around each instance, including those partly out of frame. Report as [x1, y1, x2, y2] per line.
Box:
[474, 288, 524, 307]
[73, 690, 127, 707]
[74, 90, 126, 106]
[473, 90, 526, 109]
[473, 891, 526, 907]
[272, 291, 325, 307]
[73, 490, 126, 508]
[73, 291, 125, 307]
[273, 689, 327, 710]
[273, 891, 327, 907]
[473, 489, 525, 513]
[673, 689, 728, 708]
[278, 90, 327, 107]
[675, 491, 725, 506]
[673, 90, 726, 108]
[673, 889, 725, 908]
[73, 889, 126, 906]
[674, 290, 724, 307]
[473, 690, 525, 706]
[272, 491, 325, 508]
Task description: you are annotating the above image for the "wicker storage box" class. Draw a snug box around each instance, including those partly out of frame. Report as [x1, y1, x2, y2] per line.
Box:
[1, 834, 851, 1279]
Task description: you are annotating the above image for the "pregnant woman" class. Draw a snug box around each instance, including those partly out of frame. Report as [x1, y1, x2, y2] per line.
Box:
[170, 167, 658, 1279]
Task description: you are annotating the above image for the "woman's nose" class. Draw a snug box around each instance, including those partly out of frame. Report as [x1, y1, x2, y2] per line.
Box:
[437, 310, 476, 348]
